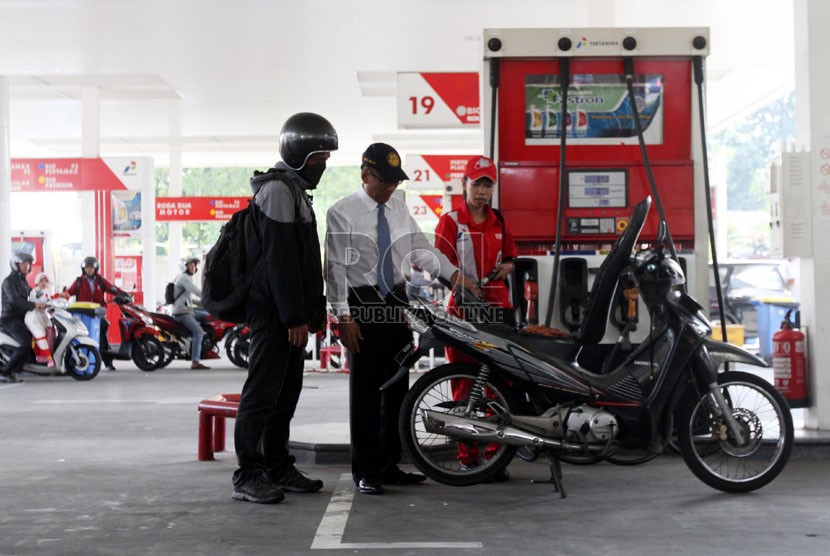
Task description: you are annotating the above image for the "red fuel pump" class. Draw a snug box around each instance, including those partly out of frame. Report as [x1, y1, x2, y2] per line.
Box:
[772, 310, 809, 408]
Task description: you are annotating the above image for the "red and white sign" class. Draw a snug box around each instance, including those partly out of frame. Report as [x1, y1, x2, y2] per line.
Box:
[156, 197, 250, 222]
[407, 194, 443, 223]
[397, 72, 480, 128]
[10, 158, 133, 192]
[405, 154, 477, 191]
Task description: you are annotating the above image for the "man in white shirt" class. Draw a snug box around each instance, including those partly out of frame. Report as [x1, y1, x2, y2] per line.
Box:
[325, 142, 480, 495]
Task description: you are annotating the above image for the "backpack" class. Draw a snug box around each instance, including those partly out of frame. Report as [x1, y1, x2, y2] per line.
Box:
[200, 201, 258, 323]
[164, 281, 180, 305]
[201, 169, 301, 323]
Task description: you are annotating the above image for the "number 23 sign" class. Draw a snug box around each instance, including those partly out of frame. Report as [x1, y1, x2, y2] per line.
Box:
[397, 72, 480, 128]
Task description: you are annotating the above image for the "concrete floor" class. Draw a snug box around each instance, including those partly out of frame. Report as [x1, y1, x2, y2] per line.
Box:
[1, 359, 829, 556]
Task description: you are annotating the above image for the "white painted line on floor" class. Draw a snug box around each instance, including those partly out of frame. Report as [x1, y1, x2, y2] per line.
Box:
[311, 473, 482, 550]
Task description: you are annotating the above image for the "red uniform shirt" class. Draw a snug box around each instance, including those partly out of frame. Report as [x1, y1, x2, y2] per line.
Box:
[434, 202, 518, 308]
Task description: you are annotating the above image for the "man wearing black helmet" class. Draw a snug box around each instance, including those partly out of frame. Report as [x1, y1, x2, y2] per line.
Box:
[1, 251, 44, 382]
[231, 112, 337, 504]
[65, 256, 126, 371]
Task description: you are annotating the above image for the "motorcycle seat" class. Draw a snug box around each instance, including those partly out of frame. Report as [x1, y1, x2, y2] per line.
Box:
[510, 332, 578, 362]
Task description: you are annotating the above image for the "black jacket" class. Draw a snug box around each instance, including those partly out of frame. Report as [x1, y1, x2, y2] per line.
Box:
[246, 162, 325, 331]
[1, 271, 34, 321]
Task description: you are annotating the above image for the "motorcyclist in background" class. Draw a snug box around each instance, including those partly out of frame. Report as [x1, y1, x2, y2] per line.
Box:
[65, 256, 126, 371]
[172, 256, 209, 370]
[1, 251, 44, 383]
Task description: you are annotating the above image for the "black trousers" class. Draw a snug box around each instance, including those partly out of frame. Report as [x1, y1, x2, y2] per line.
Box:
[0, 318, 31, 376]
[100, 318, 113, 366]
[233, 320, 305, 485]
[347, 286, 413, 484]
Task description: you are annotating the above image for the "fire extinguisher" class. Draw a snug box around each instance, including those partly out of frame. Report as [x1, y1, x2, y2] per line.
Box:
[772, 309, 810, 408]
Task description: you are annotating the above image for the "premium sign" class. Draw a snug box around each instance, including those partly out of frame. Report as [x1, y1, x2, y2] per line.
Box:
[10, 158, 131, 192]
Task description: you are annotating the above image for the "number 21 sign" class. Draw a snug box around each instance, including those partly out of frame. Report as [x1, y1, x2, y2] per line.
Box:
[397, 72, 480, 128]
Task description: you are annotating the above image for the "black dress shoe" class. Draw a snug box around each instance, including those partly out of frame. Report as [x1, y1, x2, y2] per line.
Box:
[357, 477, 384, 495]
[381, 468, 426, 485]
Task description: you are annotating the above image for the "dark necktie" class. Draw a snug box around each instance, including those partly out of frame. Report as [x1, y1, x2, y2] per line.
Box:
[377, 203, 394, 299]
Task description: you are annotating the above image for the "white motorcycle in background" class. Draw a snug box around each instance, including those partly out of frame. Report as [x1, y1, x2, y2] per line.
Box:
[0, 299, 102, 381]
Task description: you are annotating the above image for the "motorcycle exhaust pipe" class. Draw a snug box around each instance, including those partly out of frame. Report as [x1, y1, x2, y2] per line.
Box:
[421, 410, 602, 453]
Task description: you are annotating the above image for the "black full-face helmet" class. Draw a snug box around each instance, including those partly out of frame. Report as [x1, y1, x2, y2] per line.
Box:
[82, 256, 99, 274]
[278, 112, 339, 170]
[10, 251, 34, 273]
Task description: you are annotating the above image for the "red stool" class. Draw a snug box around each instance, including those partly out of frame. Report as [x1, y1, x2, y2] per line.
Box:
[197, 393, 240, 461]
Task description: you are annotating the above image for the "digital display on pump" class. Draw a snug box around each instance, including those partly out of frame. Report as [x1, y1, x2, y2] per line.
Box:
[568, 169, 628, 208]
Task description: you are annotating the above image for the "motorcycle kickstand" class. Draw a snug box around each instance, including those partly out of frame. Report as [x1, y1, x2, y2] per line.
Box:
[531, 452, 567, 499]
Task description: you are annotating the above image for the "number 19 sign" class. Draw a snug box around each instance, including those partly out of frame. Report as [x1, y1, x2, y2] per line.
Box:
[397, 72, 480, 128]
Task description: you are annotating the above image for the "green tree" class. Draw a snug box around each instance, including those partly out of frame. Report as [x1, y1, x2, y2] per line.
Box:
[154, 165, 361, 255]
[713, 91, 796, 211]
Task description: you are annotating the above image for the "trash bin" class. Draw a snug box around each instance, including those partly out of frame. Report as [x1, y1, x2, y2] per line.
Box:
[710, 323, 746, 347]
[67, 302, 106, 344]
[754, 299, 799, 362]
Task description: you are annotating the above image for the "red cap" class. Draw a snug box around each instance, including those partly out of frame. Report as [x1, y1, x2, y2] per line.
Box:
[464, 156, 497, 182]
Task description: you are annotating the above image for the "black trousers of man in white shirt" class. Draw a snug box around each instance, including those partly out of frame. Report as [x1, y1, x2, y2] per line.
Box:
[346, 285, 412, 485]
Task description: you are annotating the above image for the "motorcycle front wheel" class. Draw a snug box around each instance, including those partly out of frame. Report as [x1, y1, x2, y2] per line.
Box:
[65, 343, 101, 381]
[132, 336, 165, 371]
[677, 371, 793, 493]
[400, 363, 517, 486]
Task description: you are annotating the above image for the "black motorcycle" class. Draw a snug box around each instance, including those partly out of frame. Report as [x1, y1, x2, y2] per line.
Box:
[392, 197, 793, 496]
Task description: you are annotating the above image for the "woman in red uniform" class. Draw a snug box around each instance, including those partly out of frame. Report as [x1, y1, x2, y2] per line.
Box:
[434, 155, 518, 480]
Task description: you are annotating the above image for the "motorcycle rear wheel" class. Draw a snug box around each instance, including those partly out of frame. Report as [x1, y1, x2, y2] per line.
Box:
[677, 371, 793, 493]
[132, 336, 164, 371]
[400, 363, 517, 486]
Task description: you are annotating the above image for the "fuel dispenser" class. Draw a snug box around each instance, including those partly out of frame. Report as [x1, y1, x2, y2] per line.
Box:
[474, 27, 711, 353]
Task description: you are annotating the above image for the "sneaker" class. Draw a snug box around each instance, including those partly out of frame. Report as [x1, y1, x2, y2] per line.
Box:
[270, 464, 323, 493]
[1, 374, 22, 384]
[232, 474, 285, 504]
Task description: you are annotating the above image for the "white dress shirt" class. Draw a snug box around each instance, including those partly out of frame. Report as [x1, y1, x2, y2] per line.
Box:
[325, 187, 458, 317]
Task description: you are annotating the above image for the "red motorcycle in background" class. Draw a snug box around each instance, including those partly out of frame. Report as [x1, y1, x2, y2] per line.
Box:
[224, 324, 250, 369]
[110, 294, 166, 371]
[150, 307, 237, 369]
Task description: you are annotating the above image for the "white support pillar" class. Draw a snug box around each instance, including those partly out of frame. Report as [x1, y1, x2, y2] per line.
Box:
[794, 0, 830, 429]
[0, 76, 11, 315]
[168, 143, 183, 266]
[81, 87, 100, 258]
[140, 158, 157, 310]
[167, 101, 183, 275]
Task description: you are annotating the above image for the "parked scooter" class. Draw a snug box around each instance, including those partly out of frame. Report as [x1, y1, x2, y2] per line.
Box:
[109, 294, 166, 371]
[390, 197, 793, 496]
[0, 299, 102, 381]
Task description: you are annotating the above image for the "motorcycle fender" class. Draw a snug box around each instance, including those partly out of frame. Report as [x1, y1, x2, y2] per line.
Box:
[380, 336, 443, 391]
[703, 338, 768, 370]
[70, 336, 100, 349]
[134, 326, 162, 339]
